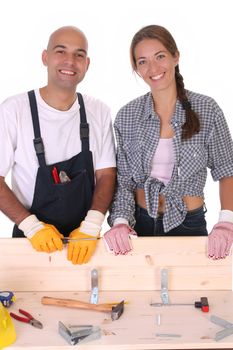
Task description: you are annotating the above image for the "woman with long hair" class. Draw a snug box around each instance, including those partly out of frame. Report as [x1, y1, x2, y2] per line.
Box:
[104, 25, 233, 259]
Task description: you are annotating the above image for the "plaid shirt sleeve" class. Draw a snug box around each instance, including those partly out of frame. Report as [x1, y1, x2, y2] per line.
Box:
[207, 102, 233, 181]
[108, 122, 137, 227]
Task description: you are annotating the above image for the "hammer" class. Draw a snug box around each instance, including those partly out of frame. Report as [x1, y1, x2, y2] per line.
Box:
[41, 296, 124, 321]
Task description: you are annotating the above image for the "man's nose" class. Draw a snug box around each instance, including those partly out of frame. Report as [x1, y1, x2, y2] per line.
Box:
[63, 53, 76, 65]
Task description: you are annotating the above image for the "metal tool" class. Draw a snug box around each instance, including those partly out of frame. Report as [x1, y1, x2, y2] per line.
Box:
[155, 314, 161, 326]
[151, 269, 209, 312]
[59, 321, 101, 345]
[210, 315, 233, 341]
[111, 300, 124, 321]
[10, 309, 43, 329]
[155, 333, 181, 338]
[161, 269, 170, 305]
[62, 237, 100, 244]
[0, 291, 16, 308]
[90, 269, 99, 304]
[151, 297, 209, 312]
[59, 171, 71, 183]
[41, 296, 124, 320]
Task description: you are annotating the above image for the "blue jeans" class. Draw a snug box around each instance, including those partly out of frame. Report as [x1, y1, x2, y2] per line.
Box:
[134, 205, 207, 236]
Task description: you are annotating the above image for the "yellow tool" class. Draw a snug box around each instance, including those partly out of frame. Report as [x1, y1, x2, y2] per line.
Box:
[0, 303, 16, 349]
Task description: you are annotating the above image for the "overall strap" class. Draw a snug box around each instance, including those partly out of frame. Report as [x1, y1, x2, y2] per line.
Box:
[28, 90, 46, 167]
[77, 93, 89, 151]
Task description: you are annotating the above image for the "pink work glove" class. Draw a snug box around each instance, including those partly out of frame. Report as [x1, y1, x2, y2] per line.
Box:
[103, 224, 137, 255]
[208, 222, 233, 259]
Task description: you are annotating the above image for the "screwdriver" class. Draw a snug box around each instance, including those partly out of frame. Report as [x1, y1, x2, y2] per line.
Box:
[151, 297, 209, 312]
[62, 237, 100, 244]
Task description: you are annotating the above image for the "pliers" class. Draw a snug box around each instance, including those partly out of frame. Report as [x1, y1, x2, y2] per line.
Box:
[10, 309, 43, 329]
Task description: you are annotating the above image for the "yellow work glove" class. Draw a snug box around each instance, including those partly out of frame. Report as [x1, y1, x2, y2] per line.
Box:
[18, 214, 63, 253]
[67, 210, 104, 265]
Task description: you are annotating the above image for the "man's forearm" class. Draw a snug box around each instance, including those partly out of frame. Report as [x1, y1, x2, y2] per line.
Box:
[0, 176, 30, 225]
[91, 168, 116, 214]
[220, 176, 233, 211]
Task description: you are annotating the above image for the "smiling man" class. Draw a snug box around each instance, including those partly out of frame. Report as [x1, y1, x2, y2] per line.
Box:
[0, 26, 116, 264]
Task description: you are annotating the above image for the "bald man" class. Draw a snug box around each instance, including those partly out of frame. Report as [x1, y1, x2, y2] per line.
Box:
[0, 26, 116, 264]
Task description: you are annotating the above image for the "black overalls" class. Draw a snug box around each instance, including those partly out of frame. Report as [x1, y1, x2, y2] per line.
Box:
[13, 90, 95, 237]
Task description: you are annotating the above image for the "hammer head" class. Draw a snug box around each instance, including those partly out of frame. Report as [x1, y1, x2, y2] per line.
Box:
[111, 300, 124, 321]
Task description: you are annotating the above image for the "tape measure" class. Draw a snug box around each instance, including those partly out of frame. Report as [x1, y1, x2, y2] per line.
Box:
[0, 291, 16, 307]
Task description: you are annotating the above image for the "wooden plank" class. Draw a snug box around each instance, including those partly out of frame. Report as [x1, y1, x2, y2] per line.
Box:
[0, 238, 231, 291]
[1, 265, 231, 292]
[7, 290, 233, 349]
[1, 237, 231, 266]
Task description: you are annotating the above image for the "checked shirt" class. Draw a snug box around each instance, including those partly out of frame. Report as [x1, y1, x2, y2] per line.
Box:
[108, 90, 233, 232]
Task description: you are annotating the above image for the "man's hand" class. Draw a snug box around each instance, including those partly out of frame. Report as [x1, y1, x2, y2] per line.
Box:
[208, 222, 233, 259]
[19, 214, 63, 253]
[67, 210, 104, 264]
[67, 227, 98, 264]
[103, 224, 137, 255]
[29, 224, 64, 252]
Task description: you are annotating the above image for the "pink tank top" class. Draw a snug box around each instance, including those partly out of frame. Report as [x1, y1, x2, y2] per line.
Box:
[150, 138, 175, 185]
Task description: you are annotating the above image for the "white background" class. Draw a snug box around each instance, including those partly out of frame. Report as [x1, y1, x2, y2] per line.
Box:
[0, 0, 232, 237]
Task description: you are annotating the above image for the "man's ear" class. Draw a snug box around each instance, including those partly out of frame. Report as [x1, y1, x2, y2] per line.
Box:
[42, 50, 48, 67]
[86, 57, 90, 72]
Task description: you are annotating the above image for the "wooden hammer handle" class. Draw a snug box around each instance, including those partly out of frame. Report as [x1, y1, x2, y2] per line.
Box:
[41, 296, 112, 312]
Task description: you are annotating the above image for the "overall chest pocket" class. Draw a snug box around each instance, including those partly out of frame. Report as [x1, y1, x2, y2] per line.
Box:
[179, 145, 207, 178]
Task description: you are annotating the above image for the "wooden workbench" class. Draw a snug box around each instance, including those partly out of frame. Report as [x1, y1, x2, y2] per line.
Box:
[0, 237, 232, 349]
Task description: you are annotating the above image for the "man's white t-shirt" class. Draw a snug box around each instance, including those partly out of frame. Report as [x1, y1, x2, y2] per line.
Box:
[0, 89, 116, 208]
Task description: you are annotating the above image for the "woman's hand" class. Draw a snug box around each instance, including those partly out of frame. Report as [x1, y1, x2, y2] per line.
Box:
[103, 224, 137, 255]
[208, 222, 233, 259]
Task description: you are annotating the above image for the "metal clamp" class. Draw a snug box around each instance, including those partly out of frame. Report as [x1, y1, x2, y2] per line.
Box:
[90, 269, 99, 304]
[161, 269, 170, 305]
[58, 322, 101, 345]
[210, 315, 233, 341]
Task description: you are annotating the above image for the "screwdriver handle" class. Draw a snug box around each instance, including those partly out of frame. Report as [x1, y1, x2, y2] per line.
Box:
[195, 297, 209, 312]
